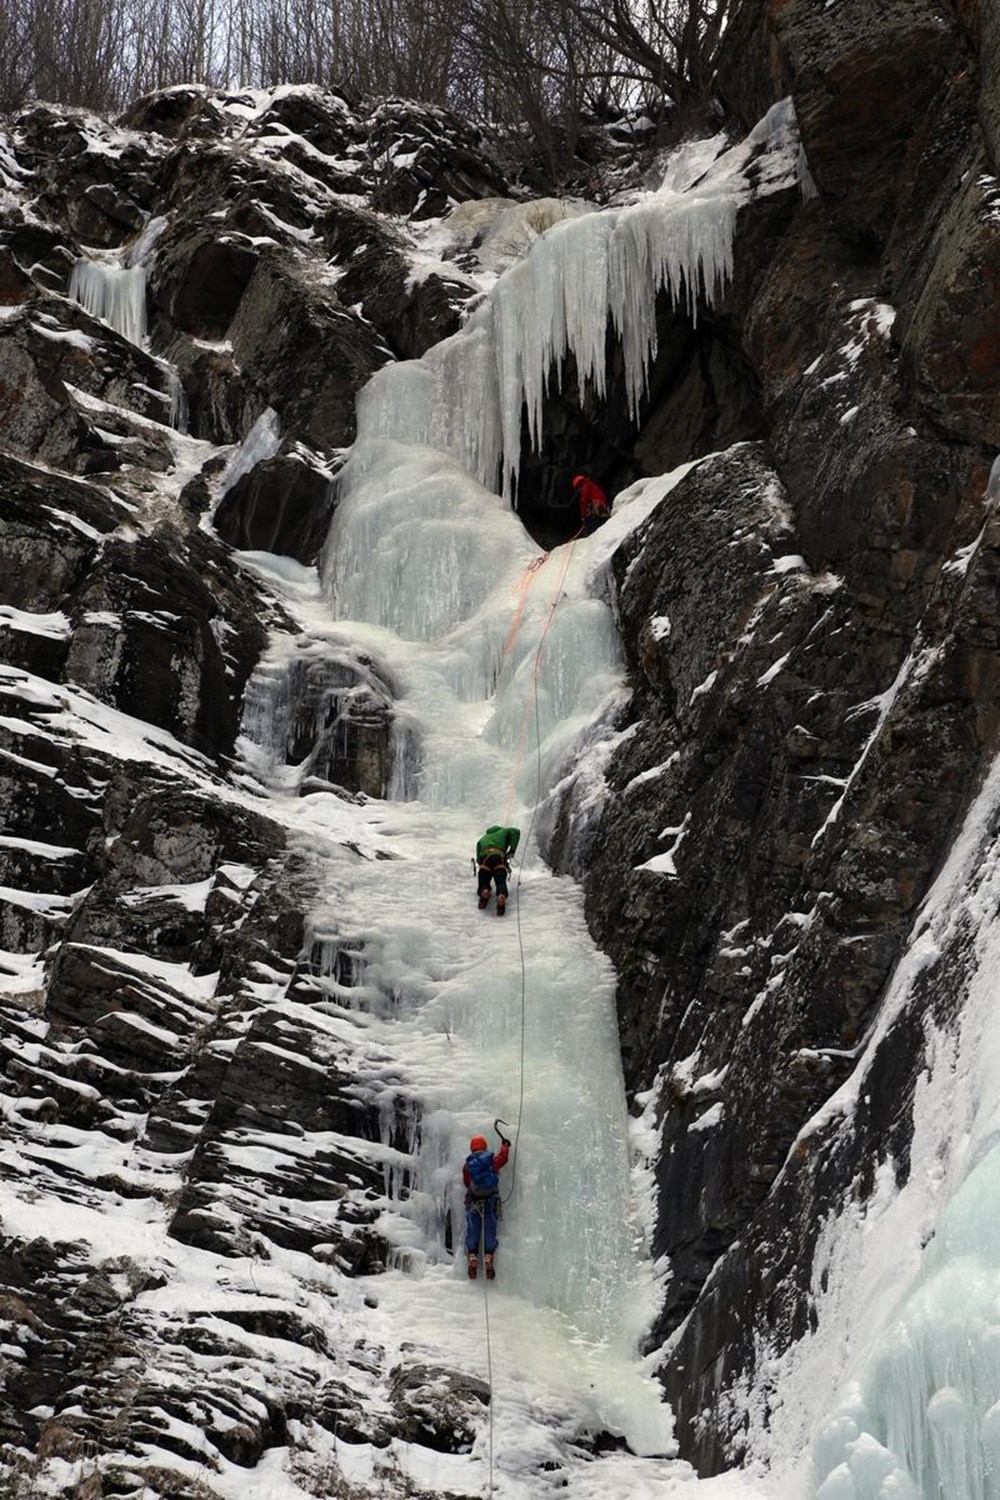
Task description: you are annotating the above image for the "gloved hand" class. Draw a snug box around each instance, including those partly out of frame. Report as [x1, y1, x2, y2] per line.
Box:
[500, 1136, 512, 1148]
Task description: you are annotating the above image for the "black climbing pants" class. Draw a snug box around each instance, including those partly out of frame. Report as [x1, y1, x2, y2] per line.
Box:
[477, 853, 509, 902]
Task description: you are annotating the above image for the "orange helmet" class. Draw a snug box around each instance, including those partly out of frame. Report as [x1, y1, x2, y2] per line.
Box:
[469, 1135, 488, 1151]
[572, 474, 585, 488]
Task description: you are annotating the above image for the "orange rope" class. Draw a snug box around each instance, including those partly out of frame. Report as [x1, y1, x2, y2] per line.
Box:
[503, 553, 548, 658]
[503, 533, 580, 823]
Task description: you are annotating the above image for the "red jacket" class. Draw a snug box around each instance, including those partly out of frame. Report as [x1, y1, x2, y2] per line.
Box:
[575, 476, 609, 522]
[463, 1141, 509, 1190]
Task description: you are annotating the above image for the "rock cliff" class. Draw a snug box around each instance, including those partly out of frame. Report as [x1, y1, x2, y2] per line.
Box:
[569, 0, 1000, 1472]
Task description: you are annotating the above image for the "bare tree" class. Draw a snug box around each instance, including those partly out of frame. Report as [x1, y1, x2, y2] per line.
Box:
[0, 0, 731, 185]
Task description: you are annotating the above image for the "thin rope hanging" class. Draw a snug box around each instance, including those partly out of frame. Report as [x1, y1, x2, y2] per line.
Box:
[475, 531, 581, 1496]
[503, 533, 580, 826]
[501, 534, 579, 1203]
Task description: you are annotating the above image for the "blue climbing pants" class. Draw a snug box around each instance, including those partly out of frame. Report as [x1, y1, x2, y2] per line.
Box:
[465, 1194, 499, 1255]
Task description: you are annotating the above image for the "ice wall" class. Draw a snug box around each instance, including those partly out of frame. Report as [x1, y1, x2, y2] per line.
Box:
[310, 484, 662, 1444]
[738, 736, 1000, 1498]
[308, 100, 802, 1457]
[67, 215, 167, 349]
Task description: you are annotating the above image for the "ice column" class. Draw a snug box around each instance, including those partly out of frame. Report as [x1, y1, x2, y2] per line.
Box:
[69, 259, 148, 346]
[68, 215, 168, 349]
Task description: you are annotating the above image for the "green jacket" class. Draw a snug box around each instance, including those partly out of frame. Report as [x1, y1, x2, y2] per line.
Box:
[476, 825, 520, 862]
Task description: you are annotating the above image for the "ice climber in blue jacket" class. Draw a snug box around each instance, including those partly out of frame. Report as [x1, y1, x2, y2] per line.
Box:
[463, 1131, 511, 1279]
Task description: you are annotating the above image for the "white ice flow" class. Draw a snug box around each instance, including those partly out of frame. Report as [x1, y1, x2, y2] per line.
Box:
[348, 97, 799, 502]
[68, 215, 186, 425]
[69, 256, 149, 346]
[222, 100, 811, 1495]
[68, 217, 167, 349]
[314, 452, 671, 1461]
[285, 103, 806, 1493]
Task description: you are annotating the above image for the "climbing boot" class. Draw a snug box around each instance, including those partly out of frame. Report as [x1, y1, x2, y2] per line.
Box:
[478, 893, 489, 910]
[467, 1253, 478, 1279]
[485, 1253, 496, 1280]
[496, 896, 506, 917]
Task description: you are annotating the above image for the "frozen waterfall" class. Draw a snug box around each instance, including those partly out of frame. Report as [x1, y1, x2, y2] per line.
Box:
[68, 215, 187, 428]
[315, 444, 662, 1448]
[69, 258, 148, 346]
[346, 187, 737, 504]
[67, 216, 168, 350]
[302, 96, 799, 1464]
[238, 94, 822, 1485]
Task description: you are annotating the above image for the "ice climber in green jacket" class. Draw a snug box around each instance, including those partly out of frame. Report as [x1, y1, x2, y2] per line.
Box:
[476, 825, 520, 916]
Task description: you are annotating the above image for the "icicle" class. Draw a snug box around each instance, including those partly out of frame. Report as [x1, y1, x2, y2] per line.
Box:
[321, 105, 787, 510]
[68, 258, 148, 347]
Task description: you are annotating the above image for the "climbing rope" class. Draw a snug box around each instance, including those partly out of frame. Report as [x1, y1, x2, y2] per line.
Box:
[502, 533, 581, 827]
[477, 1209, 496, 1496]
[476, 529, 582, 1496]
[502, 553, 548, 658]
[500, 534, 578, 1200]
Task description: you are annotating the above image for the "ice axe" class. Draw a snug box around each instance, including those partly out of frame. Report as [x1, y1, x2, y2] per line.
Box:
[494, 1117, 513, 1148]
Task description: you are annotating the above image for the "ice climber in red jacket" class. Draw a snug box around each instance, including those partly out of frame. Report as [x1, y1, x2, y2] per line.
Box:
[572, 473, 610, 535]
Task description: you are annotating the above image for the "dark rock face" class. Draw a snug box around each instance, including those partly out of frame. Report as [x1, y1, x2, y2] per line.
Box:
[227, 253, 386, 450]
[13, 104, 162, 247]
[213, 446, 336, 562]
[0, 451, 274, 758]
[897, 160, 1000, 445]
[366, 98, 511, 218]
[0, 298, 177, 473]
[770, 0, 963, 249]
[980, 0, 1000, 166]
[563, 0, 1000, 1473]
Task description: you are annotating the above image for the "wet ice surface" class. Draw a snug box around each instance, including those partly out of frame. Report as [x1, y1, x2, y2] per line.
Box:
[238, 519, 772, 1495]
